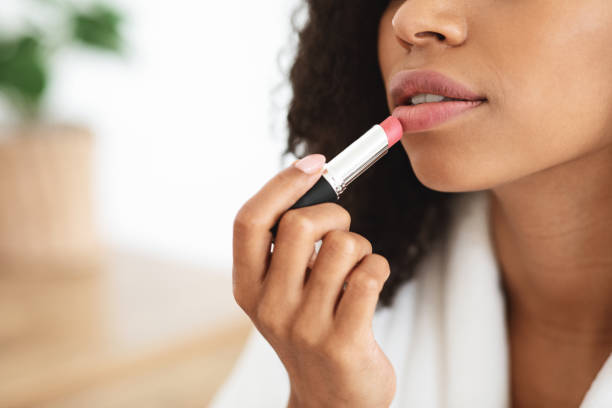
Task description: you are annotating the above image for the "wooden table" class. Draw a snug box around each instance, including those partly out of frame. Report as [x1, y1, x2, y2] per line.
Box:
[0, 251, 252, 407]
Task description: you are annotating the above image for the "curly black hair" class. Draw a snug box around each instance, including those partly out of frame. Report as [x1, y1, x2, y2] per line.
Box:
[286, 0, 456, 307]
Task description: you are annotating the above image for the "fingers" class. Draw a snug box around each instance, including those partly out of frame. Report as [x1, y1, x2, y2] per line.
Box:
[232, 155, 326, 311]
[300, 231, 372, 323]
[232, 152, 391, 359]
[264, 203, 352, 305]
[334, 254, 390, 337]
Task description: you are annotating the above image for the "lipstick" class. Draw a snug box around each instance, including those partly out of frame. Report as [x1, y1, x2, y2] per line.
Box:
[271, 116, 403, 236]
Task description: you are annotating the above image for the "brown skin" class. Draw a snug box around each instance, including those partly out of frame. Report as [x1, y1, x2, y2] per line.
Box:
[234, 0, 612, 407]
[378, 0, 612, 407]
[232, 157, 396, 408]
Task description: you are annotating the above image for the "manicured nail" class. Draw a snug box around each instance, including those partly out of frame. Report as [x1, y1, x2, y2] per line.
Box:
[294, 154, 326, 174]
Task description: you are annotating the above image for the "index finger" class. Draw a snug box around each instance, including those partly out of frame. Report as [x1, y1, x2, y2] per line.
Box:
[232, 154, 326, 294]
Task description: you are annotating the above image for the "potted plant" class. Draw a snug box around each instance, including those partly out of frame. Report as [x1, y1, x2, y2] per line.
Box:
[0, 1, 124, 272]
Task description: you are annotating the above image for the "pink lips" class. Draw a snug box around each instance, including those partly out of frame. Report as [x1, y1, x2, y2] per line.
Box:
[389, 70, 486, 133]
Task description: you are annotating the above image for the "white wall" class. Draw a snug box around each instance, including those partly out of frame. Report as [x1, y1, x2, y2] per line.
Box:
[1, 0, 302, 272]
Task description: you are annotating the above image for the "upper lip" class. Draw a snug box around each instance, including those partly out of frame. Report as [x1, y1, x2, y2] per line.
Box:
[389, 70, 487, 107]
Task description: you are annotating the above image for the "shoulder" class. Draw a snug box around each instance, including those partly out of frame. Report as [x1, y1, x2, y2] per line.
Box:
[370, 191, 498, 406]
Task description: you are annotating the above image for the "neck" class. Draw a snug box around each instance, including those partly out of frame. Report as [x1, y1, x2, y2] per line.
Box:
[490, 146, 612, 407]
[490, 144, 612, 343]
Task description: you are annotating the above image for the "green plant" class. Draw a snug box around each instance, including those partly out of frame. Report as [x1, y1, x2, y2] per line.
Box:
[0, 1, 124, 120]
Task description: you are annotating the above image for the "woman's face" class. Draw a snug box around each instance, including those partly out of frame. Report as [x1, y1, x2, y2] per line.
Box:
[378, 0, 612, 192]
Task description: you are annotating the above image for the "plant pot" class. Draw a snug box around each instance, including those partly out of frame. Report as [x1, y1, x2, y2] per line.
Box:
[0, 124, 101, 274]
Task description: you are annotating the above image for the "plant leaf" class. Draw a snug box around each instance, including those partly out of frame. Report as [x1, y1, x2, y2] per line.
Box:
[0, 35, 48, 116]
[71, 4, 123, 52]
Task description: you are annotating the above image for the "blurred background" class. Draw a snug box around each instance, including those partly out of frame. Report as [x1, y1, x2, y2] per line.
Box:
[0, 0, 300, 406]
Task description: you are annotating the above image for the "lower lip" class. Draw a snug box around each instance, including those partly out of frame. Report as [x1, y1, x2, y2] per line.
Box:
[392, 100, 485, 133]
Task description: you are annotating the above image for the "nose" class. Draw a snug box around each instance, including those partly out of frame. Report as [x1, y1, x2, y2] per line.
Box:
[391, 0, 468, 50]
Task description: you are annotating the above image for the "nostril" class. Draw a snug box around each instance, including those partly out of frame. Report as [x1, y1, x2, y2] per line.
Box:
[415, 31, 446, 41]
[395, 36, 413, 51]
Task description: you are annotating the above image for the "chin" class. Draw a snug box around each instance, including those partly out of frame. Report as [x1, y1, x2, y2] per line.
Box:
[406, 151, 500, 193]
[413, 170, 489, 193]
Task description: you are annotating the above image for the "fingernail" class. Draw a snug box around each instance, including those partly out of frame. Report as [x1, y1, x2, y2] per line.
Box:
[294, 154, 326, 174]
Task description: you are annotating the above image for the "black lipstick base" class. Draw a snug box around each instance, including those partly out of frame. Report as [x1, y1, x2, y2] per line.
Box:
[270, 176, 338, 237]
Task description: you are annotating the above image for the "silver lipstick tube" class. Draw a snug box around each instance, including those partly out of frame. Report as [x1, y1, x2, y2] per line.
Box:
[322, 124, 389, 197]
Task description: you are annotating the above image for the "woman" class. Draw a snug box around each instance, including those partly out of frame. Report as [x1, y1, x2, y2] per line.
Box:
[212, 0, 612, 406]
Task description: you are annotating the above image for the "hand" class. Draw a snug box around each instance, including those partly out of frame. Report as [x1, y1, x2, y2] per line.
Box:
[232, 154, 396, 408]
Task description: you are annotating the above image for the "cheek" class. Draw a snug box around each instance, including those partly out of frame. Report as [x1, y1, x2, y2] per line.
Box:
[500, 2, 612, 171]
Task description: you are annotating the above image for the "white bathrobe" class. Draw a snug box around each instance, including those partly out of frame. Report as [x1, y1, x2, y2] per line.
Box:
[210, 191, 612, 407]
